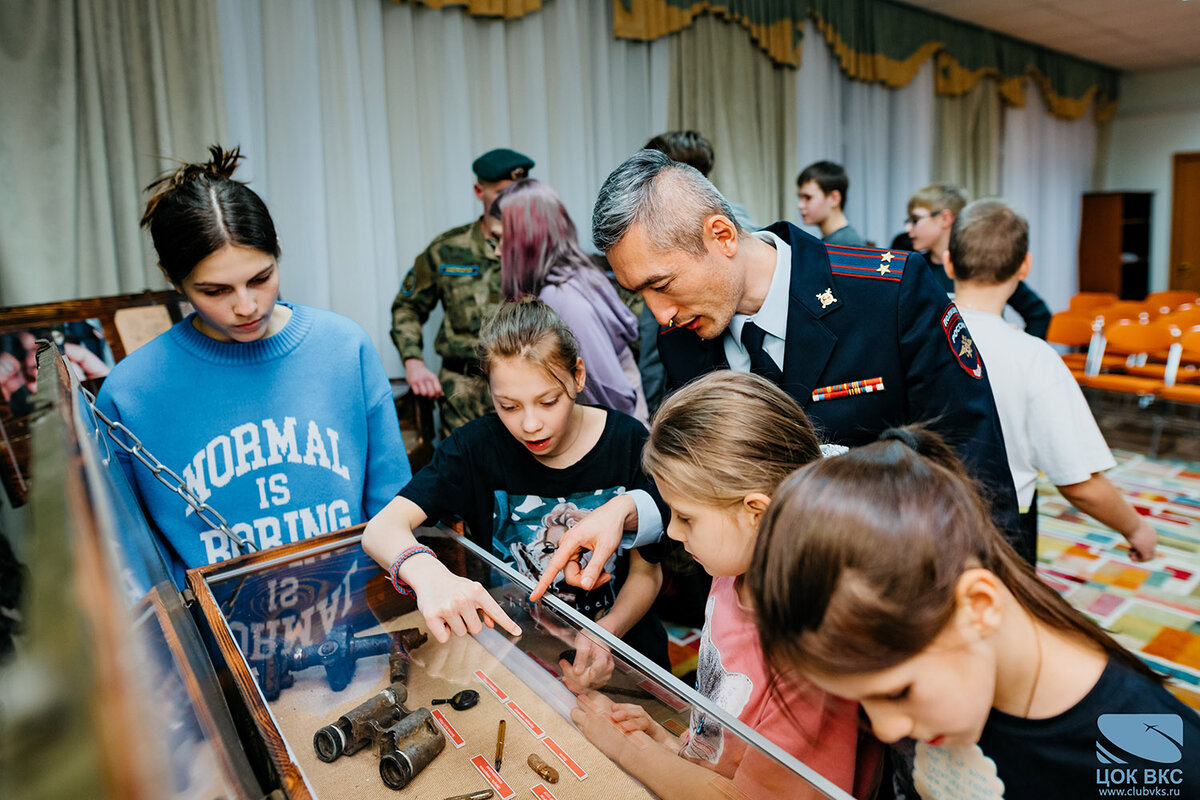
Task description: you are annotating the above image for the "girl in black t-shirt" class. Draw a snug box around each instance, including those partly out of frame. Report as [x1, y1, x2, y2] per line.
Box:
[748, 426, 1198, 800]
[363, 299, 667, 672]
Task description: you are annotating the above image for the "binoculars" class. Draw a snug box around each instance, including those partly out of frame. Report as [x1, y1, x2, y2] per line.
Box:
[313, 681, 409, 762]
[312, 683, 445, 790]
[377, 708, 446, 790]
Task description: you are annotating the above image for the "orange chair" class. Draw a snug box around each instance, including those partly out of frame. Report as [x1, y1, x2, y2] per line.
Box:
[1146, 290, 1199, 313]
[1068, 292, 1118, 313]
[1158, 304, 1200, 328]
[1159, 327, 1200, 405]
[1080, 320, 1174, 396]
[1121, 319, 1200, 382]
[1094, 301, 1158, 324]
[1047, 311, 1128, 375]
[1046, 311, 1099, 377]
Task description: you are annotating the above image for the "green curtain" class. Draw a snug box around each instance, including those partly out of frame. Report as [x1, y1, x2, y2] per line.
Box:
[667, 14, 797, 226]
[933, 77, 1001, 201]
[613, 0, 1120, 121]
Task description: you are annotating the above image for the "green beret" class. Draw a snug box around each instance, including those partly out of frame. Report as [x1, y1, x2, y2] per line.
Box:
[472, 148, 535, 183]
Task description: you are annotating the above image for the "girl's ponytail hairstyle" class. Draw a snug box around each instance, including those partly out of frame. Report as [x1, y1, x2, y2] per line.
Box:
[141, 145, 279, 284]
[476, 298, 582, 397]
[749, 425, 1160, 683]
[643, 371, 822, 504]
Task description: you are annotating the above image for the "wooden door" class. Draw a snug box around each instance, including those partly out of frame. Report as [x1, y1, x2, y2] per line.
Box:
[1079, 193, 1123, 293]
[1170, 152, 1200, 292]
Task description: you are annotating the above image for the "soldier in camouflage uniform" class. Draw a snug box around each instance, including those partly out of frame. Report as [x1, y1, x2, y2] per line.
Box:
[391, 149, 535, 437]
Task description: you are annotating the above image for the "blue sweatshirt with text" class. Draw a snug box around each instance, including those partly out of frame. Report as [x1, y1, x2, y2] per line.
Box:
[96, 304, 411, 585]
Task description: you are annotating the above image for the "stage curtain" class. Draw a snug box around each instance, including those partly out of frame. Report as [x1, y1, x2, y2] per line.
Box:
[611, 0, 1119, 121]
[934, 77, 1002, 202]
[1001, 89, 1099, 313]
[667, 14, 796, 228]
[0, 0, 225, 305]
[217, 0, 668, 374]
[399, 0, 543, 18]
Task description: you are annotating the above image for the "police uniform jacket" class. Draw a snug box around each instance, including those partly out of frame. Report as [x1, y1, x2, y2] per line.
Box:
[657, 222, 1025, 556]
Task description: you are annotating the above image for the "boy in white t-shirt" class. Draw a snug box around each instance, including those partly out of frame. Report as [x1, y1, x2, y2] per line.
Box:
[944, 199, 1156, 561]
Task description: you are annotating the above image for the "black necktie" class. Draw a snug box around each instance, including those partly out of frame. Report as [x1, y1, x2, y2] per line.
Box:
[740, 320, 783, 383]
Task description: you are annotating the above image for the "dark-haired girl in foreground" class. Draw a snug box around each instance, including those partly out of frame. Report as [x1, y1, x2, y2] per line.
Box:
[749, 426, 1199, 799]
[97, 146, 410, 584]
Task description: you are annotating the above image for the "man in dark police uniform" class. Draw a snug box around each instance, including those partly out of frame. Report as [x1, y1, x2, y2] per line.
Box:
[531, 149, 1023, 603]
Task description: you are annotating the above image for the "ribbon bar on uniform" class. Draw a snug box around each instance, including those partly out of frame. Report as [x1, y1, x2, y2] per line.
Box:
[812, 377, 885, 403]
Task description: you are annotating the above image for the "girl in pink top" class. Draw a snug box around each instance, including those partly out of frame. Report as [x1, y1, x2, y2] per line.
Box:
[572, 371, 882, 799]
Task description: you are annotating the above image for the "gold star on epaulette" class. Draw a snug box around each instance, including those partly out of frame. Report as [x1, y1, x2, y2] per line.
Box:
[876, 264, 891, 275]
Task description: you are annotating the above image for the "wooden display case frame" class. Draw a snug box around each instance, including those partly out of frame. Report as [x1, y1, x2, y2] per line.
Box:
[186, 528, 848, 800]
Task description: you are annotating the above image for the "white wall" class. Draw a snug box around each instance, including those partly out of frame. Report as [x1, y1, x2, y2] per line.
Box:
[1104, 66, 1200, 292]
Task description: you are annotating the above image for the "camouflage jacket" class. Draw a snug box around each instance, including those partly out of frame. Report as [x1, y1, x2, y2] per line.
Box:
[390, 218, 503, 364]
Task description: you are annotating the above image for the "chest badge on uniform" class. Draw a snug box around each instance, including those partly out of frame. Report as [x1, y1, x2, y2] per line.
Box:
[816, 288, 837, 308]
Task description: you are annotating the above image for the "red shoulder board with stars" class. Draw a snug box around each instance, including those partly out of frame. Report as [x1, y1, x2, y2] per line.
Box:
[941, 303, 983, 378]
[825, 244, 908, 282]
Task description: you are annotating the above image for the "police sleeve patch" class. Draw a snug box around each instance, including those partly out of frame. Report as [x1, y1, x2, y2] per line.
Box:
[941, 304, 983, 378]
[400, 270, 417, 297]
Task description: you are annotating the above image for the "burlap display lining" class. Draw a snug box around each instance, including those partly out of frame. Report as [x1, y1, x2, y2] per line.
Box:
[268, 611, 657, 799]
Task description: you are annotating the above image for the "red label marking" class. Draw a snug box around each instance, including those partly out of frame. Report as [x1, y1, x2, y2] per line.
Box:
[431, 708, 464, 748]
[531, 784, 559, 800]
[542, 736, 587, 781]
[470, 753, 516, 799]
[475, 669, 509, 702]
[506, 700, 546, 738]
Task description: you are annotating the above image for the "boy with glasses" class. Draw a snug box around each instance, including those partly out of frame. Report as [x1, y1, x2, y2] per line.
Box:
[906, 183, 1052, 339]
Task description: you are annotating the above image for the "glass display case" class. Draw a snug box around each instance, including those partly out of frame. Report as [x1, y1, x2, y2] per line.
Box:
[187, 528, 851, 800]
[1, 346, 259, 800]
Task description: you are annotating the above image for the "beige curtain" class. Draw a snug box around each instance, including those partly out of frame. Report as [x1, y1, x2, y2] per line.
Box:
[667, 14, 798, 228]
[932, 77, 1001, 201]
[0, 0, 225, 306]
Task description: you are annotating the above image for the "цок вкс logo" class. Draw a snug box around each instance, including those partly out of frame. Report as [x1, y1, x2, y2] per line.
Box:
[1097, 714, 1184, 764]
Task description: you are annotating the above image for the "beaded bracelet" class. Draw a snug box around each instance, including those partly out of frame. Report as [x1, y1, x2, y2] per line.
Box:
[389, 545, 436, 597]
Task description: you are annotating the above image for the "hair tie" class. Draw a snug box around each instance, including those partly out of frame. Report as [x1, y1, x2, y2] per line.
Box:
[878, 426, 922, 453]
[141, 145, 245, 227]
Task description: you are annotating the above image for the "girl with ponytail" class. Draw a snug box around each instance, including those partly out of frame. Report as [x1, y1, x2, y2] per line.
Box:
[749, 426, 1197, 799]
[97, 146, 410, 583]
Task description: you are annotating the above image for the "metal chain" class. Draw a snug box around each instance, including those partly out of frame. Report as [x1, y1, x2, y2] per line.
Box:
[79, 386, 256, 554]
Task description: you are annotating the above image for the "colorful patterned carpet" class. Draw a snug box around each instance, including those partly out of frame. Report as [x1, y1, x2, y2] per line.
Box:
[663, 450, 1200, 712]
[1036, 450, 1200, 711]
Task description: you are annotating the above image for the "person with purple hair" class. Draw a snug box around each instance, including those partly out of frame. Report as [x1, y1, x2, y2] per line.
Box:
[486, 179, 648, 424]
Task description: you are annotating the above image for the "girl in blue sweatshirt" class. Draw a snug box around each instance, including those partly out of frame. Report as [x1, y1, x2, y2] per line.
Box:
[97, 146, 410, 585]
